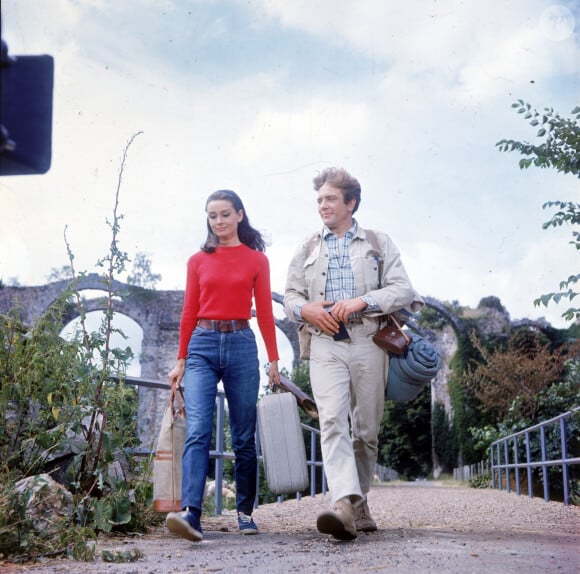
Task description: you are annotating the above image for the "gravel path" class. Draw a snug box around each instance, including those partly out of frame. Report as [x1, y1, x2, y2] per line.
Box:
[5, 482, 580, 574]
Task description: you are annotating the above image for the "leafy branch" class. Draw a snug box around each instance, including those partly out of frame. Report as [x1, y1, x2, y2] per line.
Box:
[496, 100, 580, 175]
[497, 101, 580, 322]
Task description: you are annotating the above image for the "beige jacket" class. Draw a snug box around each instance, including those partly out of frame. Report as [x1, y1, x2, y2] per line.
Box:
[284, 226, 423, 337]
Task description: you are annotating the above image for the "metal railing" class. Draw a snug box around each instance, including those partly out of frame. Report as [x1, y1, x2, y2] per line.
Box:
[118, 376, 324, 515]
[214, 387, 325, 514]
[490, 407, 580, 505]
[453, 460, 489, 481]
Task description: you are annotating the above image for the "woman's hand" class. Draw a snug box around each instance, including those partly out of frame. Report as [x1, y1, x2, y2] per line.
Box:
[268, 360, 280, 390]
[168, 359, 185, 390]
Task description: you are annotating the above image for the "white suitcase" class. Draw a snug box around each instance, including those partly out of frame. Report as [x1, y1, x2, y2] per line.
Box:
[257, 392, 309, 495]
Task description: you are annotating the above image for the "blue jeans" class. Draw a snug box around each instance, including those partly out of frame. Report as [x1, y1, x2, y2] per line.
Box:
[181, 326, 260, 515]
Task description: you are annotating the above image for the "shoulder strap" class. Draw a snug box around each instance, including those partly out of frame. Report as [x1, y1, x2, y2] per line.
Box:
[364, 229, 381, 252]
[363, 229, 383, 288]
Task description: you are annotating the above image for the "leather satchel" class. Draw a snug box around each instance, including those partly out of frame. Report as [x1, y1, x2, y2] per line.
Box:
[373, 314, 412, 355]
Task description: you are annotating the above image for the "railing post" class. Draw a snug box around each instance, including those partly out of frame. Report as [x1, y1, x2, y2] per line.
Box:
[540, 426, 549, 502]
[214, 391, 225, 515]
[503, 440, 510, 493]
[560, 417, 570, 506]
[310, 430, 317, 497]
[513, 436, 520, 496]
[496, 443, 502, 491]
[525, 431, 533, 499]
[490, 444, 496, 489]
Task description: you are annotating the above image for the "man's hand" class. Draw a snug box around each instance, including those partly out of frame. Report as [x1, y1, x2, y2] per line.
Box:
[301, 300, 340, 335]
[329, 297, 367, 323]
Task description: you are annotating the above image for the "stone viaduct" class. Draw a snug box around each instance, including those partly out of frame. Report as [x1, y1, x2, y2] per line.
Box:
[1, 274, 524, 467]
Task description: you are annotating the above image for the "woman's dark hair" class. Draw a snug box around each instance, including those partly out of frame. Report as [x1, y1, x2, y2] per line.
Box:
[313, 167, 362, 214]
[201, 189, 266, 253]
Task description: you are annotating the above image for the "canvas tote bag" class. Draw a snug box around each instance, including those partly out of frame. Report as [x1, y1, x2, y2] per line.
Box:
[153, 386, 186, 512]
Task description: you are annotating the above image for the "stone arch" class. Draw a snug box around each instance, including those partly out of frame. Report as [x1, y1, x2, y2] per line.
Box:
[60, 306, 144, 377]
[0, 274, 469, 455]
[0, 275, 180, 448]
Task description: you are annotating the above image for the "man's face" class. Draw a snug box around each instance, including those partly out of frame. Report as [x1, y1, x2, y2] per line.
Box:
[317, 183, 356, 233]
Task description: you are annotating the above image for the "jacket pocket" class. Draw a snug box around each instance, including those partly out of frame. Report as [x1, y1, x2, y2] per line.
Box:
[358, 254, 381, 291]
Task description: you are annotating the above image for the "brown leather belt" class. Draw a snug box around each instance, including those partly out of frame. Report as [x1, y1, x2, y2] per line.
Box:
[197, 319, 249, 333]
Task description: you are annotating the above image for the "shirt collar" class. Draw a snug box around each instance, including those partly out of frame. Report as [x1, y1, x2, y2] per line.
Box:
[323, 219, 358, 240]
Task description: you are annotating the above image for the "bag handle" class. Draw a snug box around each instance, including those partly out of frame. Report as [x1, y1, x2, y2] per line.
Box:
[168, 384, 186, 417]
[390, 314, 412, 345]
[273, 375, 319, 420]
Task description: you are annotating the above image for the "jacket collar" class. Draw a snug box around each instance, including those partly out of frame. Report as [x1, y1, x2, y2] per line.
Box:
[322, 218, 359, 240]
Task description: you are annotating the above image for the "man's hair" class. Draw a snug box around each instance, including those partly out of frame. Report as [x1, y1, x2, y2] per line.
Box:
[313, 167, 361, 213]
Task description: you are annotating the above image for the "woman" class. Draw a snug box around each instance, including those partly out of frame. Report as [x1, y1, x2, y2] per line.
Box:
[166, 189, 280, 542]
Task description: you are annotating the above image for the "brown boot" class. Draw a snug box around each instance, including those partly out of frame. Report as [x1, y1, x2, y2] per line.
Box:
[354, 499, 377, 532]
[316, 499, 357, 540]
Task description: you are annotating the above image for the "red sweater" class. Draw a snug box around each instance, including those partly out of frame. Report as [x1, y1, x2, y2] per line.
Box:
[178, 244, 280, 361]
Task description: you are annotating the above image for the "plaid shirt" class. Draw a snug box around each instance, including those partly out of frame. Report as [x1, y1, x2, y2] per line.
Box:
[292, 221, 380, 321]
[323, 222, 357, 304]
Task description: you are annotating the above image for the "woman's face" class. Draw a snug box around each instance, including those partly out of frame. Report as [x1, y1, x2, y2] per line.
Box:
[206, 199, 243, 244]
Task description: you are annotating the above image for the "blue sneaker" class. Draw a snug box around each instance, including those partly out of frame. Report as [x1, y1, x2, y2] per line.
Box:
[237, 512, 258, 535]
[166, 508, 203, 542]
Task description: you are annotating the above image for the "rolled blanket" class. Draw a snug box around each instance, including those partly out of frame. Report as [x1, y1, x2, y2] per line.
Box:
[386, 335, 441, 402]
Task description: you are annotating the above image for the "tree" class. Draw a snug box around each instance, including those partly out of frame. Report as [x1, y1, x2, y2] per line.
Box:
[496, 101, 580, 322]
[465, 330, 568, 422]
[126, 252, 161, 290]
[46, 265, 73, 282]
[378, 387, 432, 479]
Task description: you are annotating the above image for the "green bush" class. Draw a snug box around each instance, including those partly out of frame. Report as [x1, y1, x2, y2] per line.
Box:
[469, 474, 491, 489]
[0, 133, 155, 562]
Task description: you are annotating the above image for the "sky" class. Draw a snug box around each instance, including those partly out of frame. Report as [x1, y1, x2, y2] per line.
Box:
[1, 0, 579, 375]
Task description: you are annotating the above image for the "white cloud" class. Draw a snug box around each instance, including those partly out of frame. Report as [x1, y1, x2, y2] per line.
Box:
[232, 99, 370, 170]
[249, 0, 579, 104]
[1, 0, 577, 337]
[405, 226, 578, 329]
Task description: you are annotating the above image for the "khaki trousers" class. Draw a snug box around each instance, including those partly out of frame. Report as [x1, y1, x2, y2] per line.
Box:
[309, 323, 387, 503]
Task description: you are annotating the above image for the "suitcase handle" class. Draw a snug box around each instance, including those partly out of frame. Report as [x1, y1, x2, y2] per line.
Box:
[274, 375, 319, 420]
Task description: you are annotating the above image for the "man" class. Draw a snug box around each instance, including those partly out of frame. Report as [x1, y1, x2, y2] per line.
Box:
[284, 167, 422, 540]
